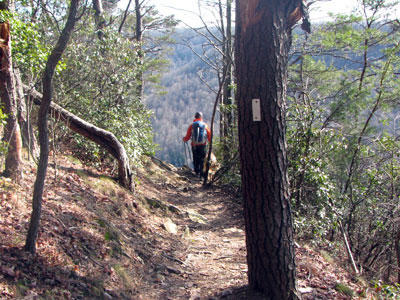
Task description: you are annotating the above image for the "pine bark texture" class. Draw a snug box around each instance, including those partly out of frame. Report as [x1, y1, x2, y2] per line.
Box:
[235, 0, 301, 298]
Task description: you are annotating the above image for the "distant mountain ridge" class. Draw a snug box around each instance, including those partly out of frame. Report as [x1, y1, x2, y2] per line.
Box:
[147, 23, 390, 166]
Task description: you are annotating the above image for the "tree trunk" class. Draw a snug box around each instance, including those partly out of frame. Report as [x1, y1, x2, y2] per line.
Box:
[225, 0, 233, 127]
[219, 0, 226, 142]
[135, 0, 144, 99]
[23, 84, 133, 192]
[221, 0, 233, 164]
[15, 67, 39, 159]
[235, 0, 306, 298]
[92, 0, 105, 39]
[25, 0, 80, 254]
[395, 229, 400, 283]
[0, 9, 22, 182]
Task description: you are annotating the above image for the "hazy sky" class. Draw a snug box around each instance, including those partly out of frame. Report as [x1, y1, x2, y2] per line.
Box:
[117, 1, 400, 28]
[144, 0, 360, 27]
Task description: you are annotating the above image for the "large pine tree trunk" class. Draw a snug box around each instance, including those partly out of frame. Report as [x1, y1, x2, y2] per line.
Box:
[235, 0, 306, 298]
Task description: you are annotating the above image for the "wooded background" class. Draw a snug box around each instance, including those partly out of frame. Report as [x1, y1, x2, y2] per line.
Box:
[2, 0, 400, 297]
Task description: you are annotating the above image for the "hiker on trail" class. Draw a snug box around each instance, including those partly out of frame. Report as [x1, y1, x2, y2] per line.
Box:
[183, 112, 211, 178]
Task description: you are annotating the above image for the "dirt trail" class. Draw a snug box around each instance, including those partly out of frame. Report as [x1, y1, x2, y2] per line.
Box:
[0, 155, 369, 299]
[135, 159, 367, 300]
[135, 164, 250, 299]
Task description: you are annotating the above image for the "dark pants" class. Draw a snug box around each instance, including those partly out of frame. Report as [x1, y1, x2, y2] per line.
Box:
[192, 145, 206, 176]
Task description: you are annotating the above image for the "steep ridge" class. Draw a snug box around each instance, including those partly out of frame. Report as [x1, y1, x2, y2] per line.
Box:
[0, 154, 371, 299]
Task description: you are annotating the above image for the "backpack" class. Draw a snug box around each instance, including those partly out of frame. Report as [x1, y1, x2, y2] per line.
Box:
[192, 120, 207, 145]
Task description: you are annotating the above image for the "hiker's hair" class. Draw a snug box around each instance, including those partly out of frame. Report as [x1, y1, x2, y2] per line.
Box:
[195, 112, 203, 119]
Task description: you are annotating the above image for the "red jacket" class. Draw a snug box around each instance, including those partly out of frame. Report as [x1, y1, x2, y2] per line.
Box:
[183, 118, 211, 146]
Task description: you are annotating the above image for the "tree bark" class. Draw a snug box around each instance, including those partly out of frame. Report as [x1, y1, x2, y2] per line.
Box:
[92, 0, 105, 39]
[235, 0, 307, 298]
[135, 0, 144, 99]
[221, 0, 233, 164]
[0, 5, 23, 183]
[15, 67, 39, 159]
[395, 229, 400, 283]
[23, 84, 134, 192]
[25, 0, 80, 254]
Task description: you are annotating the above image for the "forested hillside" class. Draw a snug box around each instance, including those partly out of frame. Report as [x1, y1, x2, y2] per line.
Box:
[148, 24, 394, 167]
[145, 29, 219, 166]
[3, 0, 400, 299]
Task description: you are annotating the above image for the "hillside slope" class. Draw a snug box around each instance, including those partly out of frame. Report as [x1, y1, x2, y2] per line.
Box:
[0, 154, 371, 299]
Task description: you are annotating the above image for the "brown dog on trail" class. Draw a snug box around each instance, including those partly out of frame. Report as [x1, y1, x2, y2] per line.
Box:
[203, 152, 220, 181]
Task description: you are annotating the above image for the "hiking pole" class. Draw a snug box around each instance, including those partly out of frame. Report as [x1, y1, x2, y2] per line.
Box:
[183, 141, 190, 167]
[183, 141, 188, 166]
[186, 141, 194, 170]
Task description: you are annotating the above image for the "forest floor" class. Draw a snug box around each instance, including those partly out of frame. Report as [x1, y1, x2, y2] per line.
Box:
[0, 153, 375, 299]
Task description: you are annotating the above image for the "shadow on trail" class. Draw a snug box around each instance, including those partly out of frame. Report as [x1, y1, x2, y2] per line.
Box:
[155, 168, 251, 299]
[175, 181, 245, 232]
[211, 285, 268, 300]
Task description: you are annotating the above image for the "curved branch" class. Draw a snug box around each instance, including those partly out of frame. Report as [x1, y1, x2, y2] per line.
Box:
[23, 84, 134, 191]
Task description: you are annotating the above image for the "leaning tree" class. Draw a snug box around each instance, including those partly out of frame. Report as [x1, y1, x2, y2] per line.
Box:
[25, 0, 81, 254]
